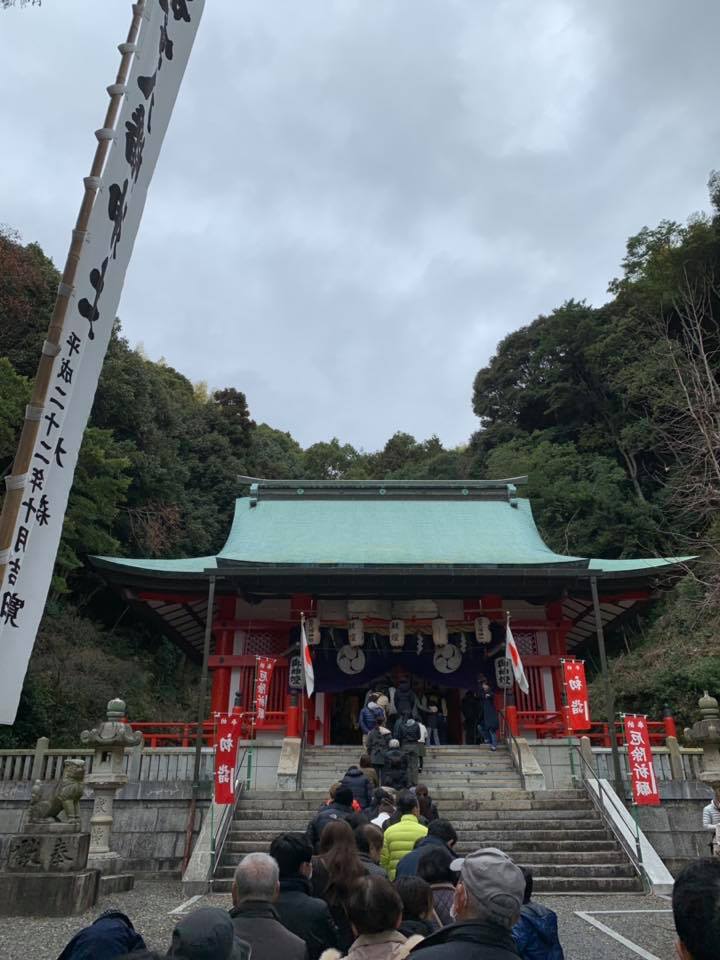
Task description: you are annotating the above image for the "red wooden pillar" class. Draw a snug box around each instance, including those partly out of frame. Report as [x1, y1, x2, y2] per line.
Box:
[210, 597, 236, 716]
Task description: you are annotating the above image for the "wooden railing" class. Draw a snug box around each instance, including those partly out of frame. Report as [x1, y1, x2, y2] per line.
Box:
[129, 711, 288, 747]
[505, 710, 671, 746]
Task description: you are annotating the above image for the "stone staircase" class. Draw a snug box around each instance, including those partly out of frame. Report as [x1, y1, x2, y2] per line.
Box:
[212, 746, 642, 896]
[300, 745, 523, 792]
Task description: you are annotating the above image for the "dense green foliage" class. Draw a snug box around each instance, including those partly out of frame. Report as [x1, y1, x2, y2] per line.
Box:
[1, 172, 719, 740]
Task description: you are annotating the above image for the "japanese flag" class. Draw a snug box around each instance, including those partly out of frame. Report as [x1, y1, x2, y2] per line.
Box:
[301, 617, 315, 698]
[505, 623, 529, 695]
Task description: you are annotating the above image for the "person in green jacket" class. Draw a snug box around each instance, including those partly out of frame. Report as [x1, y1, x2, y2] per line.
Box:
[380, 791, 428, 880]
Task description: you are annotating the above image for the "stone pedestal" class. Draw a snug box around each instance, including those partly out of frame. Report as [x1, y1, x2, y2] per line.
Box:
[0, 829, 98, 917]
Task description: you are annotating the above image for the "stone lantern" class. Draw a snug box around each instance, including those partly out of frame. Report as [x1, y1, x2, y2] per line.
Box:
[684, 691, 720, 789]
[80, 697, 143, 884]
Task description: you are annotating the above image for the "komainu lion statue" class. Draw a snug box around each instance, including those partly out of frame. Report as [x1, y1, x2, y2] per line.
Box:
[28, 758, 85, 823]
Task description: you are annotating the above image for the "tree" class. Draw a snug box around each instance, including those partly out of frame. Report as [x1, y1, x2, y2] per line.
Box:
[303, 438, 365, 479]
[485, 437, 660, 558]
[0, 357, 30, 475]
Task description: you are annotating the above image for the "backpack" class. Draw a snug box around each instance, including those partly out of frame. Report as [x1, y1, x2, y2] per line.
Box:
[401, 718, 420, 742]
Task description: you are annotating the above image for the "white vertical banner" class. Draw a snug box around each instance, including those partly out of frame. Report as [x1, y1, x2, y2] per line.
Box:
[0, 0, 205, 724]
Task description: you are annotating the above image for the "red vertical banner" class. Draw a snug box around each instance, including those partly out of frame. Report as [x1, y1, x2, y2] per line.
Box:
[624, 714, 661, 806]
[562, 659, 591, 731]
[254, 656, 277, 723]
[214, 712, 239, 804]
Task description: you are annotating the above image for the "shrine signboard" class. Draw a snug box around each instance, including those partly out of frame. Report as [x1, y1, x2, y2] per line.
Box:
[623, 714, 661, 806]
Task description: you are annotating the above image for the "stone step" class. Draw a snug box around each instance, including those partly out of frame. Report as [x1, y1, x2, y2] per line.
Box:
[533, 876, 643, 894]
[235, 796, 593, 812]
[233, 809, 600, 825]
[222, 835, 621, 855]
[227, 824, 611, 842]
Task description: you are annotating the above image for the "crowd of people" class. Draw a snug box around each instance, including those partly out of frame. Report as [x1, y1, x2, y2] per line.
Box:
[56, 771, 720, 960]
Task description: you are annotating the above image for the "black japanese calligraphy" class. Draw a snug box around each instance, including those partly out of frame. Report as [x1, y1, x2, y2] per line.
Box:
[125, 105, 146, 183]
[30, 467, 44, 493]
[7, 558, 20, 586]
[108, 179, 128, 258]
[66, 332, 81, 356]
[53, 437, 68, 468]
[77, 258, 108, 341]
[57, 358, 73, 384]
[14, 526, 28, 553]
[44, 410, 60, 436]
[36, 495, 50, 527]
[171, 0, 192, 22]
[1, 591, 24, 627]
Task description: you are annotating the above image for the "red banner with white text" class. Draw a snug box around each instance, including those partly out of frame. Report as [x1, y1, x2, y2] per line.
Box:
[214, 712, 239, 804]
[562, 659, 591, 731]
[624, 714, 661, 806]
[254, 657, 277, 723]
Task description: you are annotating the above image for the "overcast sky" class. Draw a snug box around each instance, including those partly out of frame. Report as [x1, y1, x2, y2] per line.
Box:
[1, 1, 718, 450]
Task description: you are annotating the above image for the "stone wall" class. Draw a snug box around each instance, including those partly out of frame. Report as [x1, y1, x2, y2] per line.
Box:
[0, 740, 284, 878]
[636, 782, 715, 876]
[0, 781, 211, 878]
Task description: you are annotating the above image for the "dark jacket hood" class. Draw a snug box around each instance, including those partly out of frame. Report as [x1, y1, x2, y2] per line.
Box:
[57, 911, 146, 960]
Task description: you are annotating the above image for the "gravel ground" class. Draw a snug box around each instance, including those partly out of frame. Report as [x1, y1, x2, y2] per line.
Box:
[0, 881, 675, 960]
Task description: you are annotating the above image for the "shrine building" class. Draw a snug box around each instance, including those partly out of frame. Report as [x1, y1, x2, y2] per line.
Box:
[90, 478, 687, 744]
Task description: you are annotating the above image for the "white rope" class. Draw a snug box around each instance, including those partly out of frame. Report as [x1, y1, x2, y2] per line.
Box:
[25, 404, 43, 421]
[41, 340, 61, 357]
[95, 128, 117, 142]
[5, 474, 28, 491]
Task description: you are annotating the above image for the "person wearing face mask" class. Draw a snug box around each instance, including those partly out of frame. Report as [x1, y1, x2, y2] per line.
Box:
[410, 848, 525, 960]
[270, 832, 340, 960]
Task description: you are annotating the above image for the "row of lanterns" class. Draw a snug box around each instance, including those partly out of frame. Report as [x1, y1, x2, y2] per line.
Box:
[304, 615, 493, 650]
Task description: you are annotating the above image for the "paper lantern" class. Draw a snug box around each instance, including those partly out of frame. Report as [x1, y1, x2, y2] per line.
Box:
[348, 618, 365, 647]
[432, 618, 448, 648]
[389, 619, 405, 650]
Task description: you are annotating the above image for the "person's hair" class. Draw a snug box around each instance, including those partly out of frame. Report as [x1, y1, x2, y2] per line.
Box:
[359, 753, 373, 768]
[355, 823, 384, 856]
[233, 852, 279, 902]
[520, 866, 533, 904]
[672, 859, 720, 960]
[269, 833, 312, 879]
[417, 846, 456, 885]
[328, 782, 342, 800]
[395, 875, 434, 920]
[427, 819, 457, 846]
[317, 819, 365, 906]
[334, 786, 354, 807]
[368, 693, 379, 703]
[347, 876, 403, 934]
[397, 791, 418, 816]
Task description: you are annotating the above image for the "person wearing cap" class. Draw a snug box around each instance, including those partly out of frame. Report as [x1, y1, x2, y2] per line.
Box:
[410, 848, 525, 960]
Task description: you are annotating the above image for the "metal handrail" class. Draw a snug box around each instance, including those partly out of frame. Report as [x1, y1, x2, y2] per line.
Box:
[497, 710, 526, 791]
[569, 744, 648, 888]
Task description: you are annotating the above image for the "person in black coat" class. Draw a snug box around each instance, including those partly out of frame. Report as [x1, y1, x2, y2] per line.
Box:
[341, 764, 373, 809]
[410, 848, 524, 960]
[270, 833, 339, 960]
[382, 739, 409, 791]
[461, 691, 481, 745]
[366, 722, 392, 782]
[306, 786, 364, 851]
[479, 680, 499, 751]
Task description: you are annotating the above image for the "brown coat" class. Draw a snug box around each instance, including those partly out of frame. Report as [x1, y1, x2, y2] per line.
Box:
[320, 931, 424, 960]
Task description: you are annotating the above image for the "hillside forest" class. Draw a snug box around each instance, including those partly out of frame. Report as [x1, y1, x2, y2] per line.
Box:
[2, 173, 720, 745]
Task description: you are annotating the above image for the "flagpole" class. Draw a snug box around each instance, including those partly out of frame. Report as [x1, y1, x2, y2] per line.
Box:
[0, 1, 147, 582]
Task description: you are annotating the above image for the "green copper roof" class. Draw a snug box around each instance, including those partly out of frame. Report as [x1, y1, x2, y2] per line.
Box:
[92, 490, 690, 575]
